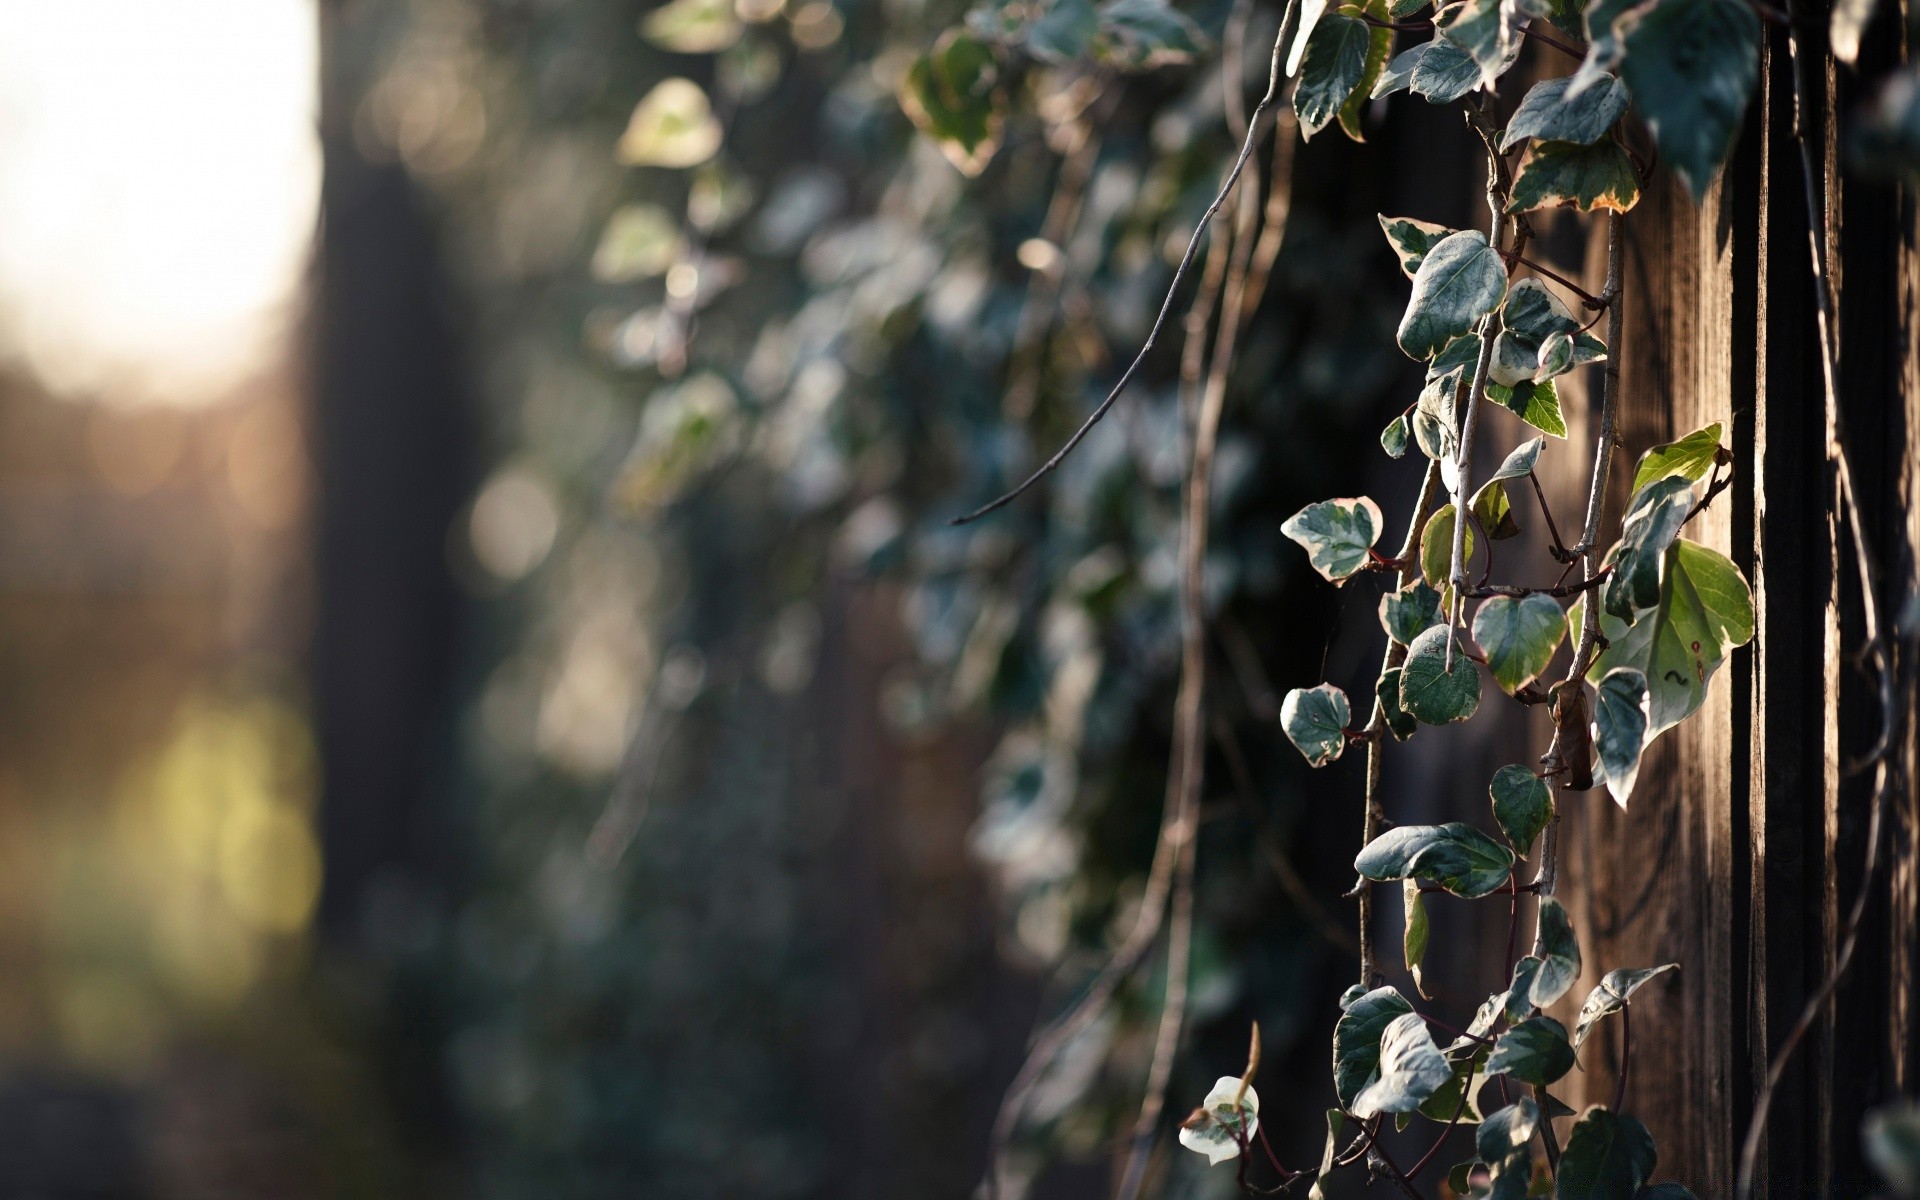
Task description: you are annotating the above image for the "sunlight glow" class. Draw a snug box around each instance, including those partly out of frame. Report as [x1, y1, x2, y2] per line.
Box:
[0, 0, 320, 404]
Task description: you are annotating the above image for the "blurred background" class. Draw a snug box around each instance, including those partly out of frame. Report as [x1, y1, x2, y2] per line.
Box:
[0, 0, 1512, 1196]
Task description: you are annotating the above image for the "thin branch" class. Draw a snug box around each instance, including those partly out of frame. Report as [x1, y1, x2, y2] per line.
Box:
[1448, 155, 1509, 655]
[951, 0, 1302, 526]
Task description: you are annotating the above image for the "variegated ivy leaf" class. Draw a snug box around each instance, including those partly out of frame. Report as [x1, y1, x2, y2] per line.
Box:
[1618, 0, 1761, 200]
[1508, 138, 1642, 213]
[1476, 1096, 1540, 1194]
[1356, 821, 1514, 897]
[1381, 412, 1411, 457]
[1286, 0, 1331, 74]
[1282, 683, 1353, 766]
[1557, 1107, 1658, 1199]
[1467, 435, 1545, 541]
[1428, 332, 1482, 381]
[1403, 879, 1431, 995]
[1432, 0, 1521, 89]
[1095, 0, 1207, 68]
[1381, 580, 1444, 645]
[1603, 475, 1695, 621]
[969, 0, 1099, 63]
[1398, 230, 1508, 358]
[1294, 13, 1374, 138]
[1377, 670, 1419, 739]
[1418, 503, 1475, 592]
[1489, 764, 1552, 854]
[1539, 329, 1576, 377]
[1412, 35, 1507, 103]
[1488, 377, 1567, 437]
[1530, 896, 1582, 1007]
[1177, 1075, 1261, 1164]
[1592, 666, 1649, 805]
[1574, 0, 1638, 90]
[1352, 1012, 1454, 1117]
[1307, 1109, 1347, 1200]
[1414, 375, 1459, 461]
[1389, 0, 1432, 15]
[898, 32, 1005, 176]
[1864, 1104, 1920, 1199]
[1372, 42, 1425, 98]
[1505, 955, 1542, 1020]
[1491, 280, 1580, 387]
[1379, 214, 1459, 278]
[1338, 0, 1395, 140]
[1486, 1015, 1576, 1085]
[1631, 422, 1724, 492]
[1501, 74, 1632, 151]
[1333, 986, 1415, 1107]
[1283, 495, 1384, 582]
[1573, 963, 1678, 1047]
[1472, 593, 1565, 694]
[1581, 538, 1754, 744]
[1401, 625, 1483, 725]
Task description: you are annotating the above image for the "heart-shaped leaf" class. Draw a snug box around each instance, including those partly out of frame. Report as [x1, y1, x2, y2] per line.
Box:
[1352, 1012, 1455, 1117]
[1284, 496, 1384, 583]
[1400, 625, 1483, 724]
[1556, 1106, 1657, 1199]
[1486, 1014, 1576, 1085]
[1489, 764, 1552, 854]
[1356, 821, 1515, 897]
[1592, 666, 1650, 805]
[1529, 896, 1581, 1008]
[1282, 683, 1353, 767]
[1397, 231, 1508, 359]
[1573, 964, 1678, 1047]
[1473, 593, 1565, 693]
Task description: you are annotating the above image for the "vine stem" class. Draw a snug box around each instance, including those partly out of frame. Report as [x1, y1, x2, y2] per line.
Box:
[1447, 163, 1508, 662]
[1112, 29, 1303, 1200]
[1735, 10, 1899, 1196]
[951, 0, 1300, 526]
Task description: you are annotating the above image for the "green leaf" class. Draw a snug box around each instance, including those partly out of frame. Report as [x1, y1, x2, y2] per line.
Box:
[1557, 1107, 1658, 1199]
[899, 31, 1005, 175]
[1530, 896, 1581, 1007]
[1618, 0, 1761, 200]
[1004, 0, 1101, 61]
[1508, 138, 1642, 213]
[1379, 214, 1459, 278]
[1491, 280, 1581, 387]
[1592, 667, 1650, 805]
[1603, 476, 1695, 620]
[1352, 1012, 1454, 1117]
[1420, 504, 1477, 591]
[1282, 684, 1353, 767]
[1586, 539, 1754, 741]
[1377, 670, 1420, 740]
[1488, 377, 1568, 437]
[1397, 230, 1508, 359]
[1429, 332, 1483, 380]
[1095, 0, 1207, 67]
[1490, 764, 1552, 854]
[1333, 986, 1416, 1107]
[1631, 422, 1724, 493]
[1468, 436, 1545, 541]
[1411, 35, 1497, 102]
[1505, 955, 1542, 1020]
[1400, 626, 1483, 724]
[1473, 594, 1565, 693]
[1477, 1096, 1540, 1193]
[1294, 13, 1374, 138]
[1577, 0, 1637, 80]
[1864, 1101, 1920, 1198]
[1356, 821, 1515, 897]
[1308, 1109, 1347, 1200]
[1283, 496, 1384, 582]
[1373, 42, 1426, 97]
[1382, 580, 1444, 645]
[1403, 879, 1431, 994]
[1382, 412, 1411, 457]
[1433, 0, 1520, 88]
[641, 0, 745, 53]
[1501, 75, 1631, 151]
[1338, 0, 1395, 139]
[1486, 1015, 1576, 1085]
[1572, 964, 1678, 1047]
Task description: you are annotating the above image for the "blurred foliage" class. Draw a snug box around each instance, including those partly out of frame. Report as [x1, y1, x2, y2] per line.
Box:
[330, 0, 1409, 1193]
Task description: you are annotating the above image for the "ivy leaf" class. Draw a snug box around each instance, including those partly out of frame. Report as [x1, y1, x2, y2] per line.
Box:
[1352, 1012, 1455, 1117]
[1573, 964, 1678, 1047]
[1863, 1102, 1920, 1198]
[1489, 764, 1552, 854]
[1557, 1106, 1658, 1199]
[1631, 422, 1724, 493]
[1381, 580, 1444, 645]
[1400, 626, 1483, 724]
[1283, 496, 1384, 582]
[1307, 1109, 1347, 1200]
[1411, 35, 1501, 102]
[1282, 684, 1353, 767]
[1397, 231, 1508, 359]
[996, 0, 1100, 62]
[1287, 0, 1332, 74]
[1618, 0, 1761, 200]
[1338, 0, 1395, 139]
[1379, 214, 1459, 278]
[1575, 0, 1638, 85]
[1488, 377, 1568, 437]
[1419, 1037, 1491, 1123]
[1467, 436, 1545, 541]
[619, 78, 726, 168]
[1491, 280, 1579, 387]
[1477, 1096, 1540, 1194]
[1586, 539, 1754, 741]
[1294, 14, 1375, 138]
[1414, 376, 1460, 461]
[1429, 332, 1483, 380]
[1592, 666, 1650, 805]
[1403, 879, 1431, 995]
[1603, 476, 1694, 620]
[1508, 139, 1642, 213]
[1176, 1075, 1261, 1163]
[1486, 1015, 1576, 1085]
[1377, 670, 1419, 740]
[1355, 821, 1515, 897]
[899, 31, 1005, 176]
[1501, 75, 1631, 150]
[1530, 896, 1581, 1007]
[1373, 42, 1426, 98]
[1505, 956, 1542, 1021]
[1473, 594, 1565, 694]
[1382, 412, 1411, 457]
[1433, 0, 1520, 89]
[1094, 0, 1207, 67]
[1419, 504, 1476, 592]
[641, 0, 745, 53]
[1333, 986, 1416, 1107]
